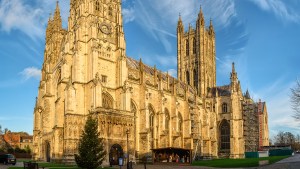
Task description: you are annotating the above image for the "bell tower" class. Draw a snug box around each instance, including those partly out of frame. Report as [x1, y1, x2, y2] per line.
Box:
[67, 0, 126, 87]
[177, 7, 216, 97]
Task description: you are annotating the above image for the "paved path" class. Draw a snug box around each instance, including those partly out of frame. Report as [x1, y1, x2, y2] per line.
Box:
[0, 162, 22, 169]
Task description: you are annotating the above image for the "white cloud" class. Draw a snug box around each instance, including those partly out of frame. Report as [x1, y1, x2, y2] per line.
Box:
[123, 7, 135, 23]
[0, 0, 45, 40]
[20, 67, 41, 81]
[249, 79, 300, 138]
[0, 0, 70, 39]
[131, 0, 238, 54]
[249, 0, 300, 23]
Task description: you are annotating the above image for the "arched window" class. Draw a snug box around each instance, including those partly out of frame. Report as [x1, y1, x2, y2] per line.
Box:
[178, 113, 183, 131]
[186, 39, 189, 56]
[95, 1, 100, 11]
[222, 103, 228, 113]
[193, 69, 197, 88]
[108, 6, 113, 16]
[102, 92, 113, 109]
[165, 109, 170, 130]
[220, 120, 230, 150]
[186, 71, 190, 85]
[193, 38, 196, 54]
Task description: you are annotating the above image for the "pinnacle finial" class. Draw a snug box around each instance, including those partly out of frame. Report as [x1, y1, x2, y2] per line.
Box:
[232, 62, 236, 73]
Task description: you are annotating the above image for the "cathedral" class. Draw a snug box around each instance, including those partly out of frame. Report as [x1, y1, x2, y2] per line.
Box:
[33, 0, 269, 164]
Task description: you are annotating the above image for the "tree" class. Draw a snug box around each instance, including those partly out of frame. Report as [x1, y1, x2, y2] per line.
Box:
[291, 79, 300, 120]
[75, 115, 106, 169]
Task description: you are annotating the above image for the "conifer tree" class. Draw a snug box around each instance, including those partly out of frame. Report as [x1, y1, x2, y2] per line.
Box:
[75, 115, 106, 169]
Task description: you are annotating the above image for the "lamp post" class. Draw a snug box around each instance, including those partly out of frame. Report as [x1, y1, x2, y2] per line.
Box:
[126, 129, 130, 169]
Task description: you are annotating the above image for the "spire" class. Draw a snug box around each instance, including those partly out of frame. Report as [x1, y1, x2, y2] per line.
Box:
[230, 62, 239, 92]
[245, 89, 251, 99]
[177, 13, 184, 33]
[232, 62, 236, 74]
[197, 5, 205, 26]
[53, 1, 62, 29]
[209, 18, 215, 36]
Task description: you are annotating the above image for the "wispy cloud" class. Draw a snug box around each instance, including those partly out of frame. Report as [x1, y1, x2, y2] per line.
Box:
[123, 7, 135, 23]
[0, 0, 70, 40]
[249, 0, 300, 23]
[249, 78, 300, 138]
[0, 0, 45, 40]
[20, 67, 41, 81]
[130, 0, 245, 78]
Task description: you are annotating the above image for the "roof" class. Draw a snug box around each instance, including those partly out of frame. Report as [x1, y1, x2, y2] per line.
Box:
[210, 85, 231, 97]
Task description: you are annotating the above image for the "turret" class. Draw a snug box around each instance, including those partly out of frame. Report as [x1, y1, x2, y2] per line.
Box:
[230, 62, 240, 92]
[177, 14, 184, 34]
[197, 6, 205, 27]
[209, 19, 215, 36]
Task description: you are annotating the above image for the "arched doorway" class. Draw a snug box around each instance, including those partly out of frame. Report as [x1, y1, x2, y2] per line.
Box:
[109, 144, 124, 165]
[46, 142, 50, 162]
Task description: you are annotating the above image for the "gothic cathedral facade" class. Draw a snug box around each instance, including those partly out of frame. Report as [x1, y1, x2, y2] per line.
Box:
[33, 0, 269, 164]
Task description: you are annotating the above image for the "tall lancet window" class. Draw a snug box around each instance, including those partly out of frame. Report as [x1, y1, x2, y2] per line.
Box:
[95, 1, 100, 11]
[186, 39, 189, 56]
[165, 109, 170, 130]
[108, 6, 113, 16]
[193, 69, 197, 88]
[178, 113, 183, 132]
[193, 38, 196, 54]
[186, 71, 190, 85]
[220, 120, 230, 150]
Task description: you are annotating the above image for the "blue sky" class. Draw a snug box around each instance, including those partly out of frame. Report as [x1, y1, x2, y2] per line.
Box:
[0, 0, 300, 141]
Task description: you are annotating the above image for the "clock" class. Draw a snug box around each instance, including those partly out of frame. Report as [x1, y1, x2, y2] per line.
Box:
[99, 23, 111, 35]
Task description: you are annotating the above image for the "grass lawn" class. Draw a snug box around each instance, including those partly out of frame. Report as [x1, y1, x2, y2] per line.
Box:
[192, 156, 289, 168]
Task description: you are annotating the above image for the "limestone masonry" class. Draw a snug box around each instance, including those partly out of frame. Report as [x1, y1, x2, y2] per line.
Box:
[33, 0, 269, 164]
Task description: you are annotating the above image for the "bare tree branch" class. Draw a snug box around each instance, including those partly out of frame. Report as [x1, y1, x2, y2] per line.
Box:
[291, 79, 300, 120]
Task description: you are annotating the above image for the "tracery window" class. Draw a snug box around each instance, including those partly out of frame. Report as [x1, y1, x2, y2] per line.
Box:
[193, 38, 196, 54]
[95, 1, 100, 11]
[193, 69, 197, 88]
[186, 40, 189, 56]
[102, 92, 113, 109]
[178, 113, 183, 131]
[220, 120, 230, 150]
[165, 109, 170, 130]
[108, 6, 113, 16]
[222, 103, 228, 113]
[186, 71, 190, 85]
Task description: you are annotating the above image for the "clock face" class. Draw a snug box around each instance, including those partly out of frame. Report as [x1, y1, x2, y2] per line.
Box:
[99, 23, 111, 35]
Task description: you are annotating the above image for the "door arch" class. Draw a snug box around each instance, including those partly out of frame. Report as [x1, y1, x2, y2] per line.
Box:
[109, 144, 124, 165]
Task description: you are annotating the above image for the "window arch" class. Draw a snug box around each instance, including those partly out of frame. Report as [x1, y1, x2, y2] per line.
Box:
[220, 120, 230, 150]
[178, 112, 183, 131]
[193, 38, 196, 54]
[108, 6, 113, 16]
[193, 69, 197, 88]
[95, 1, 100, 11]
[102, 92, 113, 109]
[186, 39, 189, 56]
[222, 103, 228, 113]
[165, 108, 170, 130]
[186, 71, 190, 85]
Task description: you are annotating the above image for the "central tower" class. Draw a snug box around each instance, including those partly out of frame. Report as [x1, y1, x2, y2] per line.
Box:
[177, 8, 216, 97]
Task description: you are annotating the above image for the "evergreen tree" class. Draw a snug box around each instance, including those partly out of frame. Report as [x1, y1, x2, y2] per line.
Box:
[75, 115, 106, 169]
